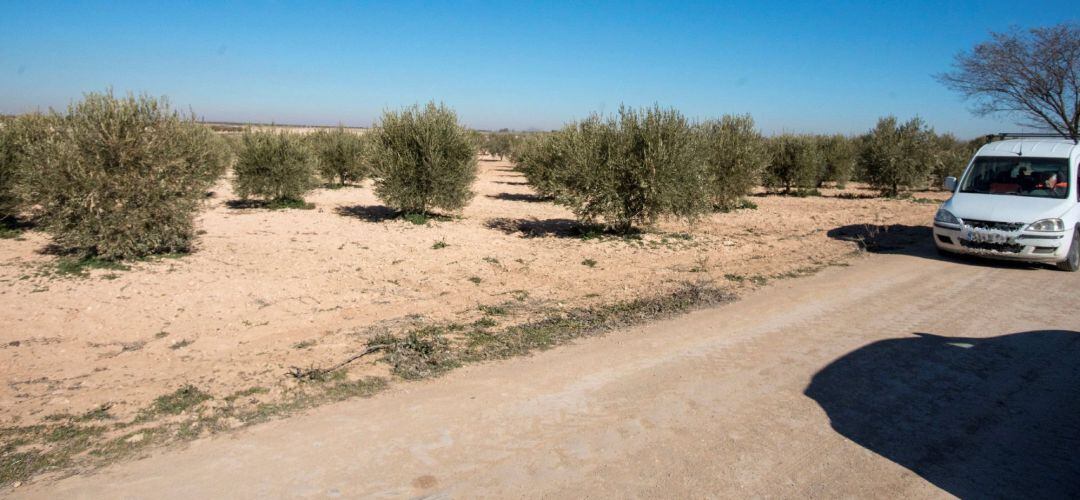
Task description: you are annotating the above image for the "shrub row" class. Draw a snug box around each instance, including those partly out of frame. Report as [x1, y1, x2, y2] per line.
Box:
[517, 109, 978, 231]
[514, 106, 768, 232]
[1, 91, 979, 261]
[857, 117, 975, 196]
[479, 131, 519, 160]
[763, 118, 974, 196]
[0, 94, 477, 261]
[229, 127, 368, 204]
[232, 103, 476, 215]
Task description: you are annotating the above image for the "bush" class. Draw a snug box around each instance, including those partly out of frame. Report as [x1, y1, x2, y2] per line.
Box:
[537, 105, 710, 233]
[232, 131, 316, 203]
[0, 119, 18, 219]
[859, 116, 935, 196]
[18, 91, 228, 260]
[764, 134, 824, 194]
[930, 133, 974, 187]
[508, 132, 544, 162]
[220, 133, 245, 158]
[308, 127, 367, 186]
[0, 113, 52, 220]
[818, 134, 856, 188]
[513, 133, 570, 199]
[368, 102, 478, 214]
[483, 132, 516, 159]
[466, 129, 484, 152]
[696, 115, 768, 210]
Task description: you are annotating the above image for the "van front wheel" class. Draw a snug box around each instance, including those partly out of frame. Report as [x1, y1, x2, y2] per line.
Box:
[1057, 229, 1080, 272]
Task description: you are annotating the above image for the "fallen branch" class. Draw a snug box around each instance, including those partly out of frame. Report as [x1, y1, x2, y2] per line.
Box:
[285, 344, 384, 381]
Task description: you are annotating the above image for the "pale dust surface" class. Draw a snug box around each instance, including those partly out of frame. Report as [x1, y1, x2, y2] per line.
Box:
[12, 242, 1079, 498]
[0, 157, 942, 426]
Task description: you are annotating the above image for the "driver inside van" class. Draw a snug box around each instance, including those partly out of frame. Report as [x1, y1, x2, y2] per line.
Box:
[1011, 164, 1037, 191]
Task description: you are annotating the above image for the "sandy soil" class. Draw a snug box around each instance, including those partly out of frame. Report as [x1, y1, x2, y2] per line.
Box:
[0, 157, 944, 427]
[13, 241, 1079, 498]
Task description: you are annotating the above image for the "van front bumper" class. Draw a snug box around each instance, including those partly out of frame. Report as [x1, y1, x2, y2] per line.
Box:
[932, 223, 1070, 263]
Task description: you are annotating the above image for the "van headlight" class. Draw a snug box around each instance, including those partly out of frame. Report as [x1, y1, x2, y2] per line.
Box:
[934, 209, 960, 225]
[1026, 218, 1065, 232]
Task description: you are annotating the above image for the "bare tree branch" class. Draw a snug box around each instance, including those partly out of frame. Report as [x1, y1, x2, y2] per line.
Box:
[936, 23, 1080, 140]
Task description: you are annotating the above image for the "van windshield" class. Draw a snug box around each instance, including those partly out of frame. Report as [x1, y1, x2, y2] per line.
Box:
[960, 156, 1070, 199]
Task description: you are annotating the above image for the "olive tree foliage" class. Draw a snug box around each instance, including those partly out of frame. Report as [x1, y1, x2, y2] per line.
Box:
[517, 106, 710, 233]
[937, 23, 1080, 140]
[483, 132, 517, 160]
[0, 113, 52, 220]
[18, 91, 229, 260]
[308, 127, 368, 185]
[233, 131, 317, 202]
[695, 114, 768, 210]
[465, 129, 484, 152]
[368, 102, 478, 214]
[513, 133, 569, 199]
[220, 132, 245, 158]
[817, 134, 856, 188]
[858, 116, 936, 196]
[930, 133, 975, 186]
[0, 121, 14, 219]
[763, 135, 824, 193]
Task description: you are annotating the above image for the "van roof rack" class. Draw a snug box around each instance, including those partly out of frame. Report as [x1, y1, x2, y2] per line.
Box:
[986, 132, 1079, 144]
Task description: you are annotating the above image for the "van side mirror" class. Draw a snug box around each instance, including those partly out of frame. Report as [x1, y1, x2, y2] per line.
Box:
[943, 176, 957, 192]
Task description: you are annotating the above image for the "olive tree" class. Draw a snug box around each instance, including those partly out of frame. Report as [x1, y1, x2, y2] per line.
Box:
[930, 133, 974, 187]
[539, 106, 710, 233]
[818, 134, 856, 188]
[0, 114, 53, 220]
[308, 127, 367, 186]
[696, 115, 768, 210]
[368, 102, 478, 214]
[763, 134, 824, 194]
[858, 116, 936, 196]
[19, 91, 228, 260]
[512, 133, 569, 199]
[233, 131, 317, 204]
[484, 133, 516, 160]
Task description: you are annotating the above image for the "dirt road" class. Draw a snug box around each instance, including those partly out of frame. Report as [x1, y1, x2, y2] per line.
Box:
[13, 243, 1080, 498]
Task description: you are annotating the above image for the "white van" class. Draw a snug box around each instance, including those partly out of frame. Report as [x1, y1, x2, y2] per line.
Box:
[933, 134, 1080, 271]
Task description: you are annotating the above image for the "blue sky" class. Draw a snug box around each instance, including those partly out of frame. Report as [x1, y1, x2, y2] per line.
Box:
[1, 1, 1076, 137]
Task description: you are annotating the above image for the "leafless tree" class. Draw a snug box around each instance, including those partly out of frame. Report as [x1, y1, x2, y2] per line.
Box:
[937, 23, 1080, 140]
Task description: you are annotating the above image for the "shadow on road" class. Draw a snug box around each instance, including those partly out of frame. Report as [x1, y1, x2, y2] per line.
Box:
[827, 224, 1046, 270]
[827, 224, 932, 253]
[805, 330, 1080, 498]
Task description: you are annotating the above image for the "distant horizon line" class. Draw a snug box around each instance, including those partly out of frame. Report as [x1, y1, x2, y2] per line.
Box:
[197, 119, 553, 134]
